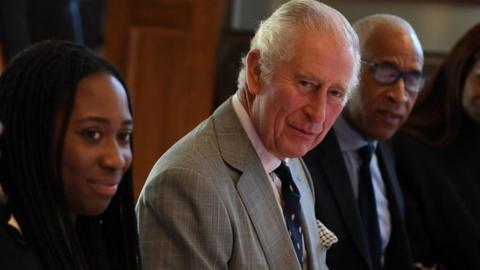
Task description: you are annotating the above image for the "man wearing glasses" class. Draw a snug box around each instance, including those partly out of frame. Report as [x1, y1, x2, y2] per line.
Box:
[304, 14, 425, 270]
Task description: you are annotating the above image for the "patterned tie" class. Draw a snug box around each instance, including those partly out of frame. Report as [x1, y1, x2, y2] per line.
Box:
[274, 161, 303, 267]
[357, 144, 382, 270]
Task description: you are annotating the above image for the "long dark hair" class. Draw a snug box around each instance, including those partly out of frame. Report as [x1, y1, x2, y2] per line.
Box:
[0, 40, 141, 270]
[401, 23, 480, 147]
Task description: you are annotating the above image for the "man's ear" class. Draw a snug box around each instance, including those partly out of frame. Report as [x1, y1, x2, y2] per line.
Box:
[245, 49, 263, 95]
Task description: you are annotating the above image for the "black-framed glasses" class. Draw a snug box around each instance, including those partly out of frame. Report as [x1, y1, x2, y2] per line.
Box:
[362, 60, 427, 93]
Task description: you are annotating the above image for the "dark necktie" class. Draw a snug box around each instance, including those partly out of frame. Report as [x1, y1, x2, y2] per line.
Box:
[357, 144, 382, 270]
[274, 161, 303, 267]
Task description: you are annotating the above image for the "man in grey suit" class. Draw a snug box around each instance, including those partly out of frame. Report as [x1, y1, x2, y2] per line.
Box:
[136, 0, 360, 269]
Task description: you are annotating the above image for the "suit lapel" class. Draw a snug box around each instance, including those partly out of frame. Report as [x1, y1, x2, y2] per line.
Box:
[213, 99, 300, 269]
[377, 142, 405, 216]
[237, 162, 300, 269]
[319, 131, 372, 265]
[376, 142, 412, 269]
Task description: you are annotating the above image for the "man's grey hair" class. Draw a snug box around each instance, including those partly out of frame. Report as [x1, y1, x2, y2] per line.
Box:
[353, 14, 424, 60]
[236, 0, 361, 99]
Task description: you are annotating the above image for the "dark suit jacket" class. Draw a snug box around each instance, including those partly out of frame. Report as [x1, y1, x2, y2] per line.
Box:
[303, 129, 412, 270]
[393, 131, 480, 270]
[0, 206, 43, 270]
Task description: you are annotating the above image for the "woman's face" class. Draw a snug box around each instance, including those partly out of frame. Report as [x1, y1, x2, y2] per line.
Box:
[463, 59, 480, 124]
[61, 72, 133, 217]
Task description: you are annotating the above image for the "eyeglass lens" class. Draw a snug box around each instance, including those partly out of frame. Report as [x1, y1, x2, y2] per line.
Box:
[373, 63, 425, 93]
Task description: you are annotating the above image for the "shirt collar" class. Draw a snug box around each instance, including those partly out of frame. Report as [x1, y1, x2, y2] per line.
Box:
[333, 115, 378, 152]
[232, 93, 281, 173]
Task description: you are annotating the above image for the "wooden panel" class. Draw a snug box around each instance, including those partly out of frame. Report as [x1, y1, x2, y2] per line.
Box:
[104, 0, 226, 196]
[131, 1, 193, 30]
[104, 0, 131, 73]
[127, 28, 192, 194]
[133, 0, 192, 4]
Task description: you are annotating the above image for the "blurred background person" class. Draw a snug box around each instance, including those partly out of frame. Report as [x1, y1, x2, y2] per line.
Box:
[0, 0, 106, 63]
[0, 41, 141, 270]
[304, 14, 425, 270]
[393, 23, 480, 270]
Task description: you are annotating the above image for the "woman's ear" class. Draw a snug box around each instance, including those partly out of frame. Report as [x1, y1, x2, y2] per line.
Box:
[245, 49, 263, 95]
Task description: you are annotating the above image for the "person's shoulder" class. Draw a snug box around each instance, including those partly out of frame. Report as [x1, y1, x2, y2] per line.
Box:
[391, 131, 433, 155]
[391, 131, 445, 179]
[141, 114, 235, 189]
[159, 115, 219, 164]
[0, 218, 44, 270]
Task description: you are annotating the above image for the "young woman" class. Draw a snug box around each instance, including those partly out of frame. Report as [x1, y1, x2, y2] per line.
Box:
[0, 40, 141, 270]
[393, 24, 480, 270]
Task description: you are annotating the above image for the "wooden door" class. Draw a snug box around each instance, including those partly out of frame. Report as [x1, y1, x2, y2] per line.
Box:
[104, 0, 226, 196]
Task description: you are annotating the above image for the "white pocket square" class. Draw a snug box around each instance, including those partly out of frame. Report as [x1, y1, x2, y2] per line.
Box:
[316, 220, 338, 249]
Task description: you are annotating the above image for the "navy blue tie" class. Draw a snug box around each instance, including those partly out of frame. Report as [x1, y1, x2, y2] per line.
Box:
[358, 144, 382, 270]
[274, 161, 303, 267]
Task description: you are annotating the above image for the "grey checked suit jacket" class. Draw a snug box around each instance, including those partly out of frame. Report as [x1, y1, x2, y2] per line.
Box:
[136, 98, 329, 270]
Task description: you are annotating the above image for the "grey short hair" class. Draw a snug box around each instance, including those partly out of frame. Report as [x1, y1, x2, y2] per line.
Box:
[353, 14, 423, 61]
[237, 0, 361, 98]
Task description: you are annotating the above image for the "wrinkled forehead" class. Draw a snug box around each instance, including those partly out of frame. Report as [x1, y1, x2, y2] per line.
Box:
[362, 26, 423, 68]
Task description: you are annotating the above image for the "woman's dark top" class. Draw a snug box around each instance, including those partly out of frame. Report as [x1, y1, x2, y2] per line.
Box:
[392, 123, 480, 270]
[0, 205, 43, 270]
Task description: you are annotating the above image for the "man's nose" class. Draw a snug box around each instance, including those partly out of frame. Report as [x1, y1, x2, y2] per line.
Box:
[387, 78, 409, 104]
[307, 90, 328, 123]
